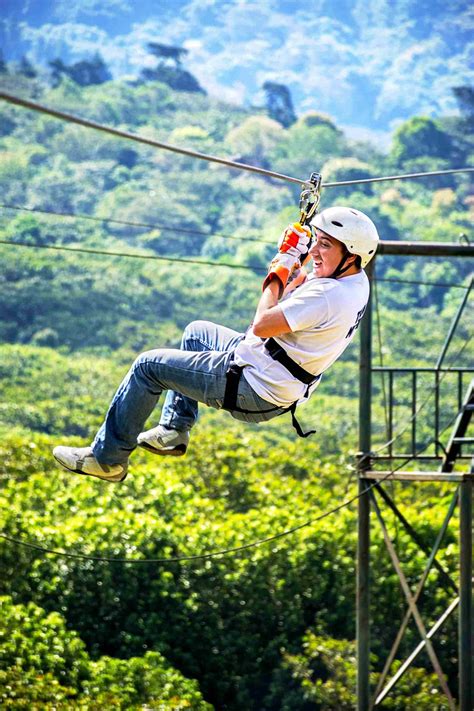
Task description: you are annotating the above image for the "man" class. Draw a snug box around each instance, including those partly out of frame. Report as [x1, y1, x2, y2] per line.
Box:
[53, 206, 379, 482]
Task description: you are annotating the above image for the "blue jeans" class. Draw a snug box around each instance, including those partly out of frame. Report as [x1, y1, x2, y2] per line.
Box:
[92, 320, 286, 465]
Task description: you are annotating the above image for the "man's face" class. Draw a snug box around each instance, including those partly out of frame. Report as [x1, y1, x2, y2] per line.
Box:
[309, 229, 347, 278]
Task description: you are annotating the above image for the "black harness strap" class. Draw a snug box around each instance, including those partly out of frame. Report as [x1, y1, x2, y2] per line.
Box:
[222, 342, 319, 438]
[288, 402, 316, 438]
[222, 361, 281, 415]
[222, 362, 244, 411]
[263, 338, 318, 385]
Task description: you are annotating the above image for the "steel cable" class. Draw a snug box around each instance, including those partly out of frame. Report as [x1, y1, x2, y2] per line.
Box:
[0, 237, 267, 273]
[0, 91, 472, 564]
[0, 343, 470, 565]
[0, 202, 275, 245]
[0, 91, 303, 185]
[0, 294, 470, 563]
[0, 203, 472, 288]
[0, 233, 471, 291]
[0, 450, 441, 564]
[1, 91, 473, 187]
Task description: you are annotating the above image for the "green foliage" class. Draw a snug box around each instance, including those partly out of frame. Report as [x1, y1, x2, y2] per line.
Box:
[141, 65, 205, 94]
[0, 412, 460, 709]
[84, 653, 213, 709]
[268, 633, 447, 710]
[0, 596, 89, 690]
[0, 240, 262, 348]
[0, 596, 211, 709]
[0, 110, 16, 137]
[0, 344, 126, 437]
[140, 42, 205, 94]
[270, 115, 347, 179]
[49, 54, 112, 88]
[0, 66, 471, 711]
[390, 116, 455, 166]
[226, 116, 284, 166]
[299, 112, 339, 131]
[321, 156, 377, 196]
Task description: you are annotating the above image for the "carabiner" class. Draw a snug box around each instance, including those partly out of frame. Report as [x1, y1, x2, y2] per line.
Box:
[298, 172, 322, 263]
[299, 172, 322, 225]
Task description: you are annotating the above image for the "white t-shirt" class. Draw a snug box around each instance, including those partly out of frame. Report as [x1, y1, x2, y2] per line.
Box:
[234, 270, 370, 407]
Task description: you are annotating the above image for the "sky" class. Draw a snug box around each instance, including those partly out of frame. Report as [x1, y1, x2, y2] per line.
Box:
[1, 0, 473, 144]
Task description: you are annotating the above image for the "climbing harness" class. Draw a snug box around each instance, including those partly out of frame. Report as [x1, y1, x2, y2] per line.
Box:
[263, 337, 319, 386]
[222, 357, 317, 438]
[222, 338, 319, 438]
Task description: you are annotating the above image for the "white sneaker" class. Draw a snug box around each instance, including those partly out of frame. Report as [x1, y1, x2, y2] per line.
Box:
[137, 425, 189, 456]
[53, 446, 128, 482]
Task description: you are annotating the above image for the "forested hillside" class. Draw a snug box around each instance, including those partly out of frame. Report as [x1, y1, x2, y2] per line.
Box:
[0, 58, 472, 709]
[2, 0, 473, 134]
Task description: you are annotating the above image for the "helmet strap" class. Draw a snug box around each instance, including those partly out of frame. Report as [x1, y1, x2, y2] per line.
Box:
[330, 248, 353, 279]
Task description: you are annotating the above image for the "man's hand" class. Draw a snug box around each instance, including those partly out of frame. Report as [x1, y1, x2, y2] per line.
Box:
[278, 222, 311, 258]
[262, 223, 311, 295]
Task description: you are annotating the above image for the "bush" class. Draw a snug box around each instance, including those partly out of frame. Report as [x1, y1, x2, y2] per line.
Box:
[267, 632, 447, 710]
[0, 596, 212, 709]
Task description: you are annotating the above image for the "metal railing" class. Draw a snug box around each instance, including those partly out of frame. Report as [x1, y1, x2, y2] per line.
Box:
[371, 366, 474, 460]
[370, 274, 473, 464]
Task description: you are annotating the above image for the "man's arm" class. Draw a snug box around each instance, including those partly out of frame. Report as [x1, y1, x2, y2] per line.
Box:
[252, 280, 292, 338]
[254, 223, 310, 337]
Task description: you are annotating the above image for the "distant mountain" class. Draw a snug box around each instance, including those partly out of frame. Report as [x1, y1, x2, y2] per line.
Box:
[1, 0, 472, 139]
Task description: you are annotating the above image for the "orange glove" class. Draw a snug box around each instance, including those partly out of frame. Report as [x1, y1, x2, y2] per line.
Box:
[263, 223, 311, 295]
[278, 222, 311, 256]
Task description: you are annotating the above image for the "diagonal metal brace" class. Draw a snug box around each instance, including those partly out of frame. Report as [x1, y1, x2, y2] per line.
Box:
[370, 491, 456, 709]
[374, 483, 457, 593]
[375, 597, 460, 706]
[371, 486, 459, 706]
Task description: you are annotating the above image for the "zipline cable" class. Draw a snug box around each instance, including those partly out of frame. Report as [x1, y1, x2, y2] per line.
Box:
[0, 91, 302, 186]
[0, 202, 275, 245]
[0, 461, 433, 563]
[323, 168, 474, 187]
[375, 276, 471, 290]
[0, 337, 470, 564]
[0, 235, 471, 291]
[0, 283, 470, 562]
[0, 237, 267, 273]
[0, 422, 455, 565]
[1, 91, 473, 187]
[1, 204, 473, 282]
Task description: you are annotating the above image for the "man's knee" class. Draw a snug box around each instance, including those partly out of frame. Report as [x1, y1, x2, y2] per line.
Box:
[133, 349, 164, 371]
[182, 320, 210, 342]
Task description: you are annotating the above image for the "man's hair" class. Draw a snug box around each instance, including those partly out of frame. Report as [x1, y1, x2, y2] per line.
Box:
[354, 255, 362, 269]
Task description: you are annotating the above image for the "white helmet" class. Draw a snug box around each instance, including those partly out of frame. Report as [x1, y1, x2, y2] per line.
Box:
[310, 206, 379, 268]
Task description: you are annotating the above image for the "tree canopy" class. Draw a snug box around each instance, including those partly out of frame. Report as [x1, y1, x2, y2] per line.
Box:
[0, 56, 472, 710]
